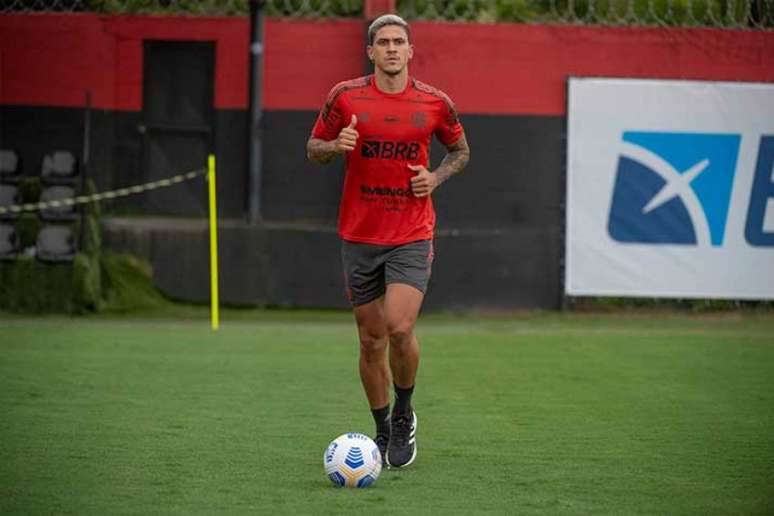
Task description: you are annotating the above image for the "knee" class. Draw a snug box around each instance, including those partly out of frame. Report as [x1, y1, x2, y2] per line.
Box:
[359, 328, 387, 357]
[388, 322, 414, 348]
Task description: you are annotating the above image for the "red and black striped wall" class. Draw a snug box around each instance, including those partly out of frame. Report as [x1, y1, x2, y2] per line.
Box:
[1, 14, 772, 308]
[4, 15, 771, 111]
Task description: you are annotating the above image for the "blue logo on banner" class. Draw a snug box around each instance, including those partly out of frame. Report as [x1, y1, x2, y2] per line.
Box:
[745, 136, 774, 247]
[608, 132, 741, 246]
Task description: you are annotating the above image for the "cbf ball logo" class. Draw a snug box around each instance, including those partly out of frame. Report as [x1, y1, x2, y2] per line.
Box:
[608, 132, 741, 246]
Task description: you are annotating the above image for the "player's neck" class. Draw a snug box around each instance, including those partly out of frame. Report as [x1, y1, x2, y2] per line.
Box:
[373, 70, 409, 94]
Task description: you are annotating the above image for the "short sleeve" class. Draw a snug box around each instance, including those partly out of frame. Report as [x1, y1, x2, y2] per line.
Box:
[311, 86, 349, 141]
[434, 96, 463, 147]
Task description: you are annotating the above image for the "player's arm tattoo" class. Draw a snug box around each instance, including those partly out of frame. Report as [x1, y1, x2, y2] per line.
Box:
[306, 137, 338, 165]
[434, 134, 470, 185]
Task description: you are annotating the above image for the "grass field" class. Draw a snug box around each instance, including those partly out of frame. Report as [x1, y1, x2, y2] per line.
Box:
[1, 310, 773, 515]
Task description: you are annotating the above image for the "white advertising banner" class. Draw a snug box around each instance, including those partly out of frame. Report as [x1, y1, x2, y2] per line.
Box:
[565, 78, 774, 299]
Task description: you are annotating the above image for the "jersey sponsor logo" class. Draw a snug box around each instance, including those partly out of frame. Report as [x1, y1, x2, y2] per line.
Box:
[608, 131, 740, 246]
[360, 184, 412, 197]
[383, 115, 400, 124]
[361, 140, 420, 160]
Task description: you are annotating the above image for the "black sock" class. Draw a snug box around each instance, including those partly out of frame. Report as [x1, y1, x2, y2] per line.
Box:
[371, 404, 390, 437]
[393, 384, 414, 417]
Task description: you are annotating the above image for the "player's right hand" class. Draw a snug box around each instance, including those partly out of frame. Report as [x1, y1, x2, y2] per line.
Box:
[334, 115, 358, 153]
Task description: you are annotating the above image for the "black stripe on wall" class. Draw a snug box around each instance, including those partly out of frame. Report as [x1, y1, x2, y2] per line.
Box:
[261, 110, 565, 232]
[5, 105, 565, 309]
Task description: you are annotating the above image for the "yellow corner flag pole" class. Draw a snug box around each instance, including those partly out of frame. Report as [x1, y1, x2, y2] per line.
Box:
[208, 154, 220, 331]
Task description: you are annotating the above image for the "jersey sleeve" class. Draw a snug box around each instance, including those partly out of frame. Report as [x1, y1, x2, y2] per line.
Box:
[311, 86, 349, 141]
[434, 96, 464, 147]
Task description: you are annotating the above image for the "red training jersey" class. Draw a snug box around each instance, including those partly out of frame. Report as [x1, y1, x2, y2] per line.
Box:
[311, 75, 464, 245]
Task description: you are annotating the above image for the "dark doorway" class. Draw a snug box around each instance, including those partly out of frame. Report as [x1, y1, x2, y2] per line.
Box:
[140, 41, 214, 216]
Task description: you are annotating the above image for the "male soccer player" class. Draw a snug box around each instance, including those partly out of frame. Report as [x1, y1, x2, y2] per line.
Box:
[306, 14, 470, 468]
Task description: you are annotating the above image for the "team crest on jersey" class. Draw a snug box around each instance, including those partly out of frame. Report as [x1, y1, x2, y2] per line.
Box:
[411, 111, 428, 128]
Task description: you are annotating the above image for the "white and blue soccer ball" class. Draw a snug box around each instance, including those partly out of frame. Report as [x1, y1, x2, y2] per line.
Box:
[323, 432, 382, 488]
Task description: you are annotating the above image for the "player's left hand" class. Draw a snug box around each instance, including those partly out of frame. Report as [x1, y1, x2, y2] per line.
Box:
[408, 164, 438, 197]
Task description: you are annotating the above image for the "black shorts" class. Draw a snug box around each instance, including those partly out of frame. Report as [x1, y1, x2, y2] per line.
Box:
[341, 239, 434, 307]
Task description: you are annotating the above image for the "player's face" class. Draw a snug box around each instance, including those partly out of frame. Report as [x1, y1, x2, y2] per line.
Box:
[367, 25, 413, 77]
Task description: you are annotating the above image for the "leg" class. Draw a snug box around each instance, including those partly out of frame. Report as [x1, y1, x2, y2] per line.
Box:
[342, 240, 392, 460]
[384, 282, 424, 468]
[342, 240, 390, 410]
[382, 239, 432, 468]
[353, 296, 392, 462]
[352, 296, 390, 410]
[384, 283, 423, 391]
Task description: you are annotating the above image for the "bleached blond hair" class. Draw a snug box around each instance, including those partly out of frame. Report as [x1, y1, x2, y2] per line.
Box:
[367, 14, 410, 45]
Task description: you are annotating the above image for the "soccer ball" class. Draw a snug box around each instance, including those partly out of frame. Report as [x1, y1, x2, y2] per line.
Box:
[323, 432, 382, 488]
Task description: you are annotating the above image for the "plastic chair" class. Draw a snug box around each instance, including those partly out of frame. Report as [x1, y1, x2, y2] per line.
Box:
[36, 225, 76, 262]
[41, 151, 79, 185]
[0, 184, 20, 221]
[0, 150, 22, 184]
[0, 223, 20, 261]
[39, 185, 78, 221]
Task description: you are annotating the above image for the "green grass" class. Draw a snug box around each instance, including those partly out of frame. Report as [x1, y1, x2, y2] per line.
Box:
[1, 311, 773, 515]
